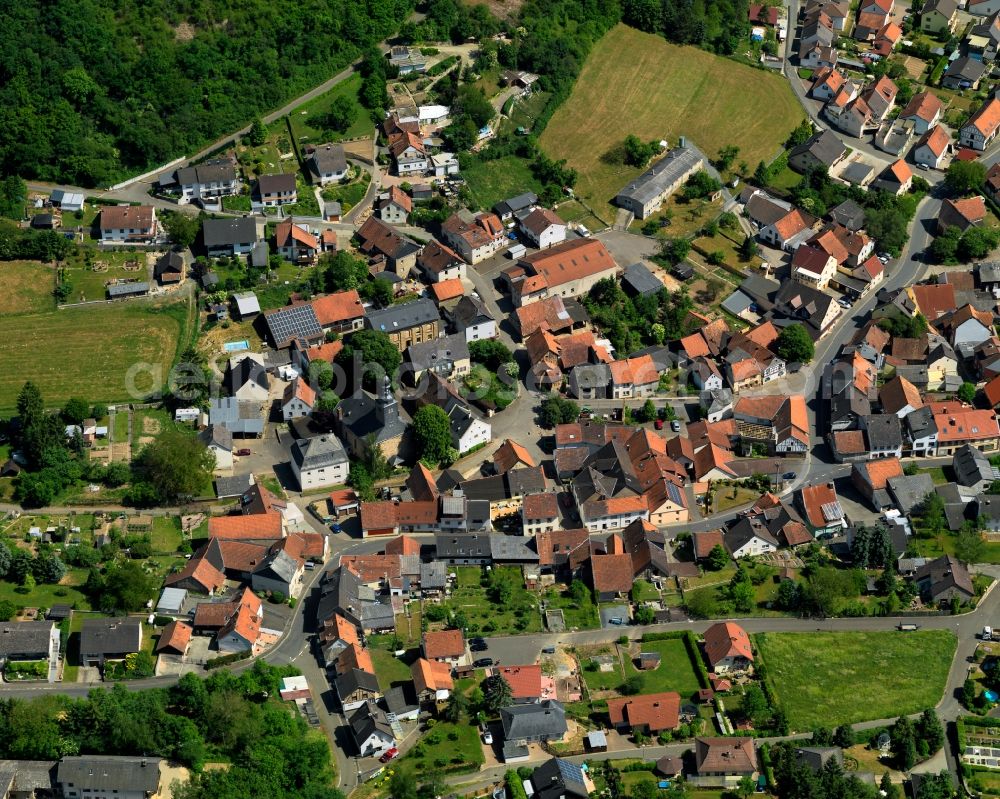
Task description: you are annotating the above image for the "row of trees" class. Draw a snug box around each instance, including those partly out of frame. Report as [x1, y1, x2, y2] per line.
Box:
[623, 0, 751, 53]
[0, 664, 343, 799]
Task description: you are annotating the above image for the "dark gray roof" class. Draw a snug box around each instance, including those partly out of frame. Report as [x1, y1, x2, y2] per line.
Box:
[0, 621, 54, 658]
[177, 162, 237, 185]
[315, 566, 396, 631]
[265, 304, 324, 347]
[622, 262, 663, 296]
[490, 535, 539, 563]
[309, 143, 348, 176]
[724, 517, 780, 553]
[721, 290, 754, 316]
[367, 297, 440, 334]
[616, 146, 704, 208]
[446, 294, 494, 330]
[337, 380, 406, 445]
[349, 700, 394, 744]
[774, 281, 836, 337]
[0, 760, 56, 793]
[795, 747, 843, 773]
[254, 548, 300, 583]
[501, 700, 568, 740]
[863, 414, 902, 450]
[420, 560, 448, 588]
[227, 357, 269, 394]
[336, 667, 381, 698]
[954, 444, 999, 487]
[945, 56, 987, 82]
[495, 192, 538, 217]
[57, 756, 160, 793]
[107, 282, 149, 298]
[738, 275, 781, 308]
[257, 172, 297, 194]
[829, 199, 866, 231]
[887, 473, 936, 515]
[914, 554, 974, 597]
[215, 474, 254, 498]
[383, 683, 419, 716]
[905, 405, 936, 439]
[155, 250, 185, 279]
[203, 217, 257, 248]
[532, 758, 590, 799]
[79, 618, 141, 656]
[291, 434, 349, 471]
[408, 333, 469, 373]
[435, 533, 492, 560]
[789, 129, 846, 168]
[199, 424, 233, 452]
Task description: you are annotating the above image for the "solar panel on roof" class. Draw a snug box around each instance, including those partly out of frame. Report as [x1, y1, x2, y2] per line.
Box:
[820, 501, 844, 522]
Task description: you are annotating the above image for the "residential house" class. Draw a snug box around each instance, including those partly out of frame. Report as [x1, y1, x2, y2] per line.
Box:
[799, 482, 847, 535]
[164, 554, 226, 595]
[378, 186, 412, 224]
[522, 493, 560, 535]
[203, 217, 257, 257]
[254, 173, 297, 208]
[79, 618, 142, 667]
[862, 413, 904, 458]
[970, 0, 1000, 16]
[944, 57, 988, 90]
[335, 665, 381, 712]
[501, 700, 568, 759]
[873, 159, 912, 195]
[788, 129, 847, 173]
[851, 457, 905, 509]
[724, 516, 779, 558]
[445, 294, 496, 342]
[0, 621, 59, 674]
[932, 400, 1000, 456]
[275, 219, 318, 263]
[503, 239, 621, 307]
[156, 620, 193, 656]
[879, 374, 923, 418]
[961, 98, 1000, 150]
[811, 67, 848, 101]
[702, 622, 754, 674]
[694, 738, 758, 786]
[290, 434, 349, 491]
[226, 354, 269, 404]
[899, 92, 943, 134]
[914, 554, 975, 602]
[57, 756, 162, 799]
[792, 244, 838, 290]
[310, 289, 366, 334]
[520, 208, 568, 249]
[862, 76, 898, 121]
[414, 372, 492, 454]
[441, 212, 507, 264]
[423, 629, 466, 665]
[199, 425, 234, 472]
[350, 701, 395, 757]
[494, 192, 539, 221]
[356, 217, 422, 278]
[411, 657, 453, 705]
[914, 125, 951, 170]
[607, 693, 681, 734]
[175, 161, 241, 206]
[529, 758, 594, 799]
[407, 332, 470, 382]
[732, 394, 810, 454]
[99, 206, 156, 242]
[154, 250, 184, 284]
[953, 444, 999, 493]
[307, 143, 348, 185]
[365, 297, 441, 352]
[921, 0, 959, 32]
[417, 239, 466, 283]
[760, 208, 814, 251]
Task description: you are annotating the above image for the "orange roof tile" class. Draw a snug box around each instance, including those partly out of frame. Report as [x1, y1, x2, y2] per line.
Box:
[431, 278, 465, 303]
[311, 290, 365, 326]
[968, 98, 1000, 138]
[773, 209, 811, 241]
[275, 219, 318, 249]
[208, 512, 283, 540]
[858, 456, 904, 490]
[934, 404, 1000, 443]
[607, 692, 681, 732]
[164, 556, 227, 592]
[360, 501, 398, 532]
[423, 629, 465, 659]
[339, 553, 401, 583]
[879, 374, 923, 414]
[703, 622, 754, 666]
[800, 483, 839, 528]
[911, 283, 956, 320]
[156, 621, 193, 654]
[495, 439, 537, 473]
[336, 642, 375, 675]
[590, 552, 635, 594]
[901, 91, 943, 123]
[412, 657, 454, 693]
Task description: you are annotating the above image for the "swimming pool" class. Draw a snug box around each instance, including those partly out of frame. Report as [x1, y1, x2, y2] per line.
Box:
[223, 340, 250, 353]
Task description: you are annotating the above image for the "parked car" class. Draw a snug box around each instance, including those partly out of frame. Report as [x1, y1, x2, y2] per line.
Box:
[670, 420, 681, 432]
[483, 731, 493, 745]
[542, 646, 556, 654]
[782, 471, 797, 480]
[470, 637, 488, 652]
[654, 419, 664, 430]
[379, 748, 399, 763]
[235, 448, 251, 456]
[473, 657, 494, 668]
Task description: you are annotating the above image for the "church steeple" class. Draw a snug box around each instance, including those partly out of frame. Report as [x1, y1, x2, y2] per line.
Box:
[375, 375, 398, 428]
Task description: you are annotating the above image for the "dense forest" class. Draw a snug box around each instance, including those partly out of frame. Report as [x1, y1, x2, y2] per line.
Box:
[0, 663, 343, 799]
[622, 0, 750, 53]
[0, 0, 412, 186]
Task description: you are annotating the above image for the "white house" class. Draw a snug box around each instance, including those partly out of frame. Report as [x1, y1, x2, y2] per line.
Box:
[725, 522, 779, 559]
[99, 206, 157, 242]
[200, 425, 234, 472]
[961, 97, 1000, 150]
[913, 125, 951, 169]
[430, 152, 460, 177]
[307, 144, 349, 185]
[290, 434, 350, 491]
[759, 208, 813, 251]
[350, 702, 396, 758]
[442, 212, 508, 265]
[519, 208, 568, 249]
[176, 162, 240, 205]
[282, 378, 316, 421]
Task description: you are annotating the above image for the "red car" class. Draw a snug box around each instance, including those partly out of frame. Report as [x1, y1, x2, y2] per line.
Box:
[379, 748, 399, 763]
[654, 419, 664, 430]
[235, 448, 251, 456]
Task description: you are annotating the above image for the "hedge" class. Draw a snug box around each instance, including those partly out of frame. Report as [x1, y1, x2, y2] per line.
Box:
[958, 715, 1000, 750]
[205, 649, 252, 670]
[506, 770, 528, 799]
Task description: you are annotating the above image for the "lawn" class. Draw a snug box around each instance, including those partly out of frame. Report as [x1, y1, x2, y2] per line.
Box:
[320, 168, 371, 212]
[755, 630, 957, 730]
[397, 721, 484, 776]
[288, 74, 374, 145]
[540, 584, 600, 630]
[64, 250, 151, 302]
[0, 294, 192, 412]
[0, 261, 56, 314]
[368, 644, 415, 689]
[440, 565, 541, 635]
[0, 579, 90, 611]
[623, 639, 704, 699]
[580, 653, 626, 693]
[462, 154, 546, 214]
[151, 517, 183, 554]
[539, 24, 804, 220]
[912, 532, 1000, 564]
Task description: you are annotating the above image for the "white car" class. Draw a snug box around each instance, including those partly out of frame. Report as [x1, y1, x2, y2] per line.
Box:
[483, 731, 494, 744]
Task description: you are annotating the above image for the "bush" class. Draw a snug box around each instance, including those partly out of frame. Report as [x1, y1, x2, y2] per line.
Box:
[204, 649, 252, 670]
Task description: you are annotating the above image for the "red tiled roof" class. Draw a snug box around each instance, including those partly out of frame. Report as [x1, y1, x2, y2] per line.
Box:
[336, 642, 375, 675]
[967, 98, 1000, 138]
[933, 403, 1000, 443]
[516, 238, 619, 293]
[703, 622, 754, 667]
[385, 535, 422, 556]
[360, 501, 397, 532]
[275, 219, 318, 249]
[156, 621, 192, 654]
[208, 512, 283, 540]
[100, 205, 155, 231]
[900, 91, 943, 123]
[911, 283, 956, 320]
[800, 483, 839, 528]
[423, 629, 465, 659]
[340, 553, 401, 583]
[523, 492, 559, 519]
[164, 556, 226, 592]
[693, 528, 725, 559]
[497, 665, 543, 699]
[590, 552, 634, 594]
[607, 692, 681, 732]
[311, 290, 364, 326]
[879, 375, 923, 414]
[412, 657, 453, 693]
[431, 278, 465, 303]
[495, 439, 537, 473]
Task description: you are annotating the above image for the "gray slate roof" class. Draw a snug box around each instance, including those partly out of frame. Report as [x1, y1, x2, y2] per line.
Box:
[367, 297, 440, 334]
[622, 262, 663, 296]
[208, 397, 264, 436]
[79, 618, 141, 656]
[501, 699, 568, 740]
[292, 434, 349, 471]
[203, 217, 257, 248]
[615, 147, 704, 208]
[57, 756, 161, 793]
[0, 621, 54, 658]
